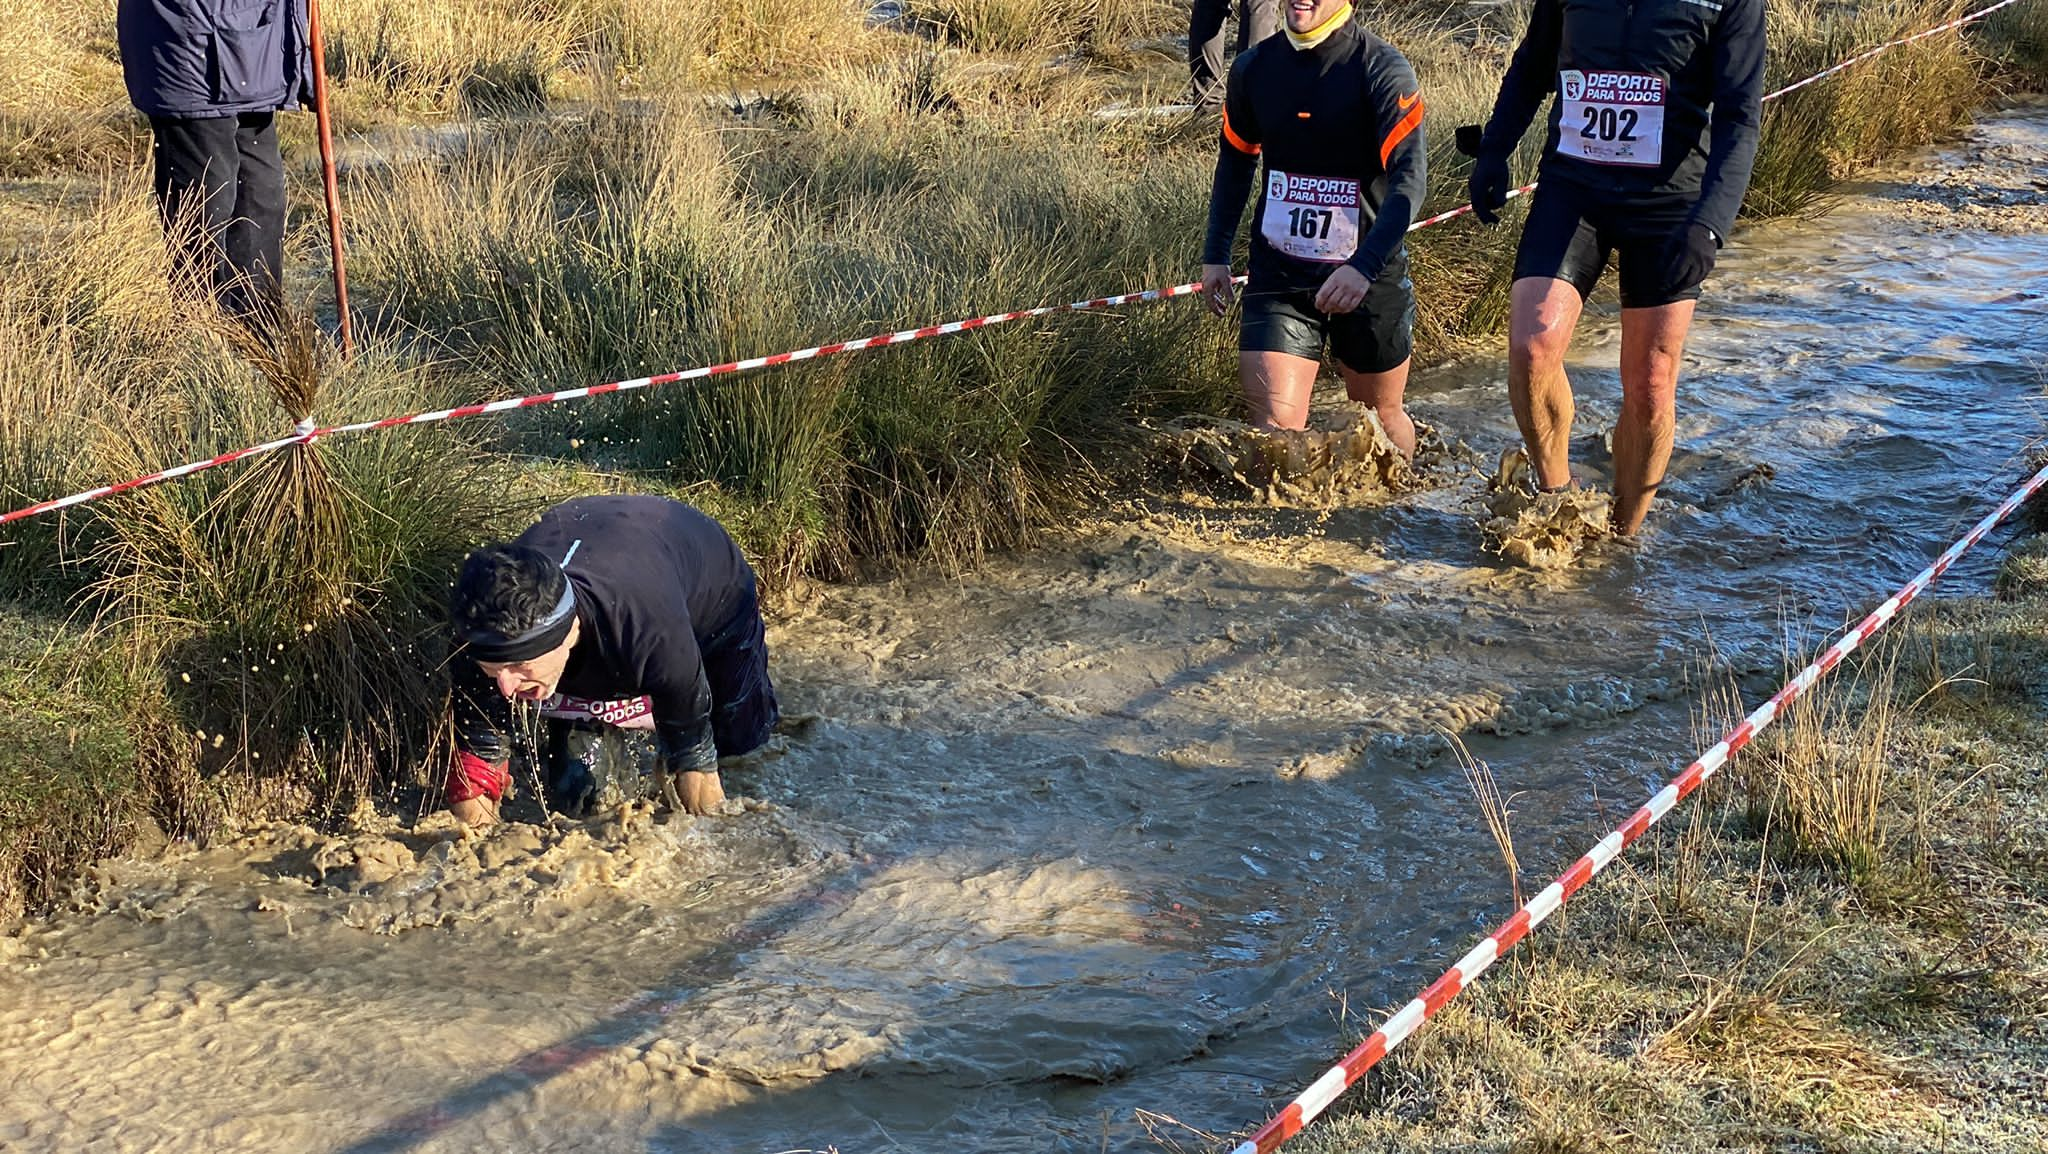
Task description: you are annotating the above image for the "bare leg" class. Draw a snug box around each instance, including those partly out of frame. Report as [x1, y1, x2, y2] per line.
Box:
[1240, 350, 1322, 430]
[1339, 357, 1415, 458]
[1507, 277, 1585, 491]
[1611, 300, 1695, 535]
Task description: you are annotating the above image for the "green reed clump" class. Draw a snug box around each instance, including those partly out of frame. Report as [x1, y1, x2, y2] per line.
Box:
[87, 316, 527, 819]
[0, 184, 206, 602]
[1981, 0, 2048, 86]
[0, 611, 151, 923]
[345, 105, 844, 578]
[1747, 0, 1993, 218]
[346, 71, 1236, 575]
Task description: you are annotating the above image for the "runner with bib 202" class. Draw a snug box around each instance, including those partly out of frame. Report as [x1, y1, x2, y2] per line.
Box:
[1463, 0, 1766, 536]
[1199, 0, 1427, 451]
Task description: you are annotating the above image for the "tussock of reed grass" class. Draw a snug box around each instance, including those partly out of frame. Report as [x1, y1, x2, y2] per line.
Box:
[86, 325, 526, 818]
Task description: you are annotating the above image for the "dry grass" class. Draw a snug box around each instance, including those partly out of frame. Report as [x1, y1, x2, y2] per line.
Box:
[1734, 640, 1905, 885]
[1449, 730, 1523, 908]
[0, 0, 141, 177]
[901, 0, 1177, 54]
[320, 0, 882, 115]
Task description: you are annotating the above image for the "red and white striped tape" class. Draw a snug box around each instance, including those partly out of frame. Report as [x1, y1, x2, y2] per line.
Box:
[1221, 456, 2048, 1154]
[0, 279, 1228, 526]
[1762, 0, 2033, 102]
[0, 0, 2025, 528]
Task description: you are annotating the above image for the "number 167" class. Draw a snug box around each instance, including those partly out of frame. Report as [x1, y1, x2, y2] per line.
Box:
[1287, 207, 1334, 240]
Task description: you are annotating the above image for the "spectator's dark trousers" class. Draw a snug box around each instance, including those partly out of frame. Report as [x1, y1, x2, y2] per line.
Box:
[147, 111, 285, 322]
[1190, 0, 1280, 108]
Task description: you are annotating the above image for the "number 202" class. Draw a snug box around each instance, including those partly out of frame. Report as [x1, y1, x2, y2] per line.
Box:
[1579, 106, 1638, 142]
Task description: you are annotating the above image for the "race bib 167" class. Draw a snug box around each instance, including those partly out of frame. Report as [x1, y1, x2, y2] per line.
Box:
[1260, 170, 1362, 263]
[1557, 70, 1666, 167]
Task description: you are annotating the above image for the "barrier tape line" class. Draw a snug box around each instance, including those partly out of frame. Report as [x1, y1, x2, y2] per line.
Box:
[0, 0, 2029, 529]
[0, 280, 1226, 526]
[1224, 456, 2048, 1154]
[1762, 0, 2033, 102]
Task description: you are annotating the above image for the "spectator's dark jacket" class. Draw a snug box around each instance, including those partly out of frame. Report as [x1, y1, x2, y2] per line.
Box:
[117, 0, 313, 118]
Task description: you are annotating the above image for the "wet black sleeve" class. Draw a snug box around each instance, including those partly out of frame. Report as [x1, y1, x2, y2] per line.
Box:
[1478, 0, 1562, 158]
[1692, 0, 1766, 239]
[451, 661, 512, 763]
[1349, 51, 1427, 283]
[1202, 54, 1263, 267]
[640, 627, 719, 773]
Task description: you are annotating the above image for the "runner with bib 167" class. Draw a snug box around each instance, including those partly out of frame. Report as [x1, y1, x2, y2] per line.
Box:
[1198, 0, 1429, 450]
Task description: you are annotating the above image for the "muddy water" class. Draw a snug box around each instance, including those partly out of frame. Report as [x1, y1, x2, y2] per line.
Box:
[4, 109, 2046, 1153]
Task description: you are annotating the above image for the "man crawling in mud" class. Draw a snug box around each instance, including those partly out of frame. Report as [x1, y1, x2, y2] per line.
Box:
[442, 495, 779, 828]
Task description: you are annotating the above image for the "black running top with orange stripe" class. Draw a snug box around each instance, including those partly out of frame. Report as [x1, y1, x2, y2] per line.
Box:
[1201, 13, 1427, 291]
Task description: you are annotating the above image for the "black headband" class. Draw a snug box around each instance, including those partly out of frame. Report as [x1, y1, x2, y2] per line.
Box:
[460, 581, 577, 663]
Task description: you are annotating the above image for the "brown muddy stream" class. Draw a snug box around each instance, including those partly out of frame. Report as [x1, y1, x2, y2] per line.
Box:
[3, 109, 2046, 1153]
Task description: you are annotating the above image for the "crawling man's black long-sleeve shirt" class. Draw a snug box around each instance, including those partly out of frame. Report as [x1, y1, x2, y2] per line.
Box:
[1477, 0, 1766, 240]
[454, 495, 756, 773]
[1202, 13, 1428, 290]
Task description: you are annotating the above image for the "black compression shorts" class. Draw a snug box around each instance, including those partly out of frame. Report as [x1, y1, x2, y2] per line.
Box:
[1512, 181, 1705, 308]
[1239, 264, 1415, 374]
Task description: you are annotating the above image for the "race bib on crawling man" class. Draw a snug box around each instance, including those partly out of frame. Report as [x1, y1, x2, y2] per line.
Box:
[539, 693, 657, 730]
[1260, 170, 1362, 263]
[1557, 70, 1666, 167]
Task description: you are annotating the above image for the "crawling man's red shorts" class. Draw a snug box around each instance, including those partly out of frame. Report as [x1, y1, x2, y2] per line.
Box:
[446, 751, 509, 805]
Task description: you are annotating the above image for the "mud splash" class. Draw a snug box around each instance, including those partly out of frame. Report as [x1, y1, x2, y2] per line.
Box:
[1476, 446, 1616, 569]
[4, 107, 2047, 1154]
[1156, 411, 1478, 506]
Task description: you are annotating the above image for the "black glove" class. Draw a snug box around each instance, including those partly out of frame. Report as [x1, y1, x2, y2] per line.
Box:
[1454, 123, 1484, 158]
[1468, 151, 1511, 226]
[1661, 221, 1720, 294]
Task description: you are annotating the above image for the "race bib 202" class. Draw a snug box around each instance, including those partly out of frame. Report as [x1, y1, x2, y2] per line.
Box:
[1260, 170, 1362, 263]
[1557, 70, 1666, 167]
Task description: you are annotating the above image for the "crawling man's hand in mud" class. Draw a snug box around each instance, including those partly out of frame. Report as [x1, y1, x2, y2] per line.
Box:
[676, 769, 725, 815]
[1314, 265, 1370, 315]
[1200, 263, 1237, 317]
[450, 795, 500, 829]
